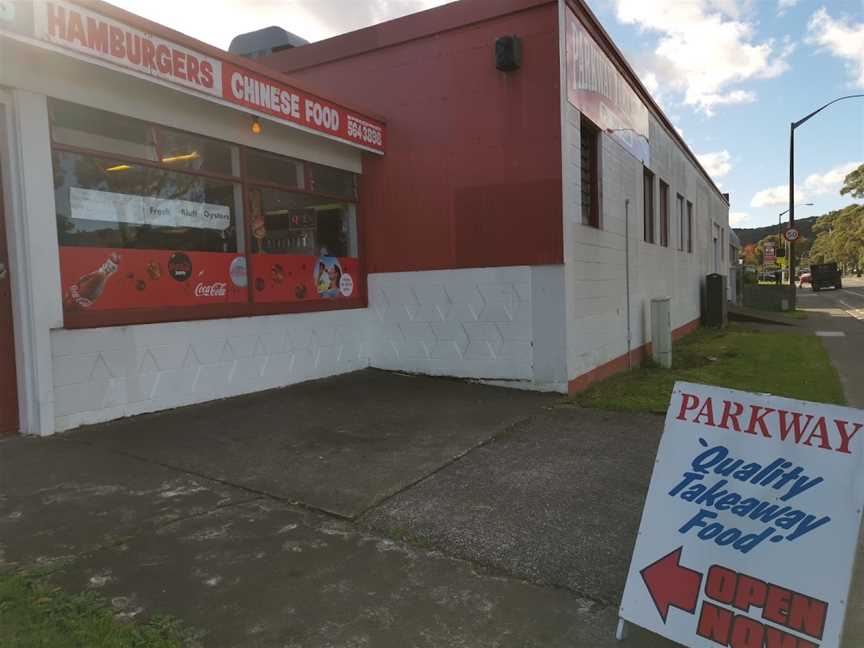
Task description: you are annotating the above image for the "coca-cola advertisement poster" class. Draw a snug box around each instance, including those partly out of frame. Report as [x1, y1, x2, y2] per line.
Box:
[60, 247, 248, 312]
[250, 254, 359, 303]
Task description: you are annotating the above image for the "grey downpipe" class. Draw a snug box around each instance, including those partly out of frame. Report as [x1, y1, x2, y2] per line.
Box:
[625, 199, 632, 369]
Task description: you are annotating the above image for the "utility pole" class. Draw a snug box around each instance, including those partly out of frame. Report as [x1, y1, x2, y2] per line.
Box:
[788, 95, 864, 301]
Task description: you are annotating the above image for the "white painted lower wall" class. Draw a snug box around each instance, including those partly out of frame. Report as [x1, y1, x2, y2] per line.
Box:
[368, 266, 567, 390]
[51, 309, 369, 432]
[50, 263, 569, 434]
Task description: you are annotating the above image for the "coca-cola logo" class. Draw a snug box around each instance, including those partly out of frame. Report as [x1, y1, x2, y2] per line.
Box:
[194, 282, 227, 298]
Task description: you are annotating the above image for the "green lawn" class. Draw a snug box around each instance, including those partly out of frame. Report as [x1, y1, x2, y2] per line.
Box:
[0, 572, 198, 648]
[571, 325, 845, 414]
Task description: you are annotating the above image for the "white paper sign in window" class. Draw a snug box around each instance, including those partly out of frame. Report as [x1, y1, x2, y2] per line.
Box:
[71, 188, 230, 230]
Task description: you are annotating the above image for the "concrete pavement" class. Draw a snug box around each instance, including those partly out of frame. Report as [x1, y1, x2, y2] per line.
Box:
[1, 370, 677, 647]
[3, 301, 864, 646]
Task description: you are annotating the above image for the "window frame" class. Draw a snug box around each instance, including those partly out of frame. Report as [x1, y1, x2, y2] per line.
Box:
[49, 101, 365, 330]
[580, 115, 601, 229]
[658, 180, 669, 248]
[687, 200, 694, 253]
[676, 194, 685, 251]
[643, 168, 655, 244]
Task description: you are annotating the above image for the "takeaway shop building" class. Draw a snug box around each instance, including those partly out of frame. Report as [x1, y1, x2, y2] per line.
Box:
[0, 0, 730, 436]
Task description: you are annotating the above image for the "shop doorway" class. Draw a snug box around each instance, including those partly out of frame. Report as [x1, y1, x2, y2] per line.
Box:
[0, 159, 18, 435]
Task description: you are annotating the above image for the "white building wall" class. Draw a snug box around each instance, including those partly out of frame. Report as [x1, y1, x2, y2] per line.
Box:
[559, 9, 729, 383]
[368, 266, 566, 390]
[50, 310, 369, 432]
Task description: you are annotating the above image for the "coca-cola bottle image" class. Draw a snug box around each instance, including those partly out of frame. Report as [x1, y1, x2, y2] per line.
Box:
[64, 253, 121, 310]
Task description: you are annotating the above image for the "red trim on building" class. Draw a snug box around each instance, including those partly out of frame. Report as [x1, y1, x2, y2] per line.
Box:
[566, 318, 701, 395]
[265, 1, 564, 274]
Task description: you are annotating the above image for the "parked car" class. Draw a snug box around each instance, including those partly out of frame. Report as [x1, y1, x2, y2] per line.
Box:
[798, 272, 811, 288]
[810, 262, 842, 291]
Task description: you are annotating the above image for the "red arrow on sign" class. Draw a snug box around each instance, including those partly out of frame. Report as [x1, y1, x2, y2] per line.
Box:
[640, 547, 703, 623]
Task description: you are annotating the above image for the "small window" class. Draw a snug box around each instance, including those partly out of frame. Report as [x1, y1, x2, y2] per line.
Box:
[157, 128, 239, 177]
[721, 228, 725, 261]
[308, 163, 357, 200]
[659, 180, 669, 247]
[643, 168, 655, 244]
[580, 116, 601, 228]
[677, 194, 685, 251]
[50, 98, 158, 161]
[246, 149, 305, 189]
[687, 201, 694, 253]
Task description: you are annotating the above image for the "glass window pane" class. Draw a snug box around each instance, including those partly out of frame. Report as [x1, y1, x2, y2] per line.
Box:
[308, 163, 357, 200]
[158, 128, 239, 177]
[250, 188, 356, 258]
[53, 151, 241, 253]
[248, 187, 358, 304]
[49, 99, 158, 162]
[246, 149, 304, 189]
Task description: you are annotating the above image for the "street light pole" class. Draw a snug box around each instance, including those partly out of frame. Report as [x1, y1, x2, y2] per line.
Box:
[788, 94, 864, 298]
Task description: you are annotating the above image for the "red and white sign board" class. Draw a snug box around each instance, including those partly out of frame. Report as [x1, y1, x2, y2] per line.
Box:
[564, 7, 650, 164]
[620, 382, 864, 647]
[764, 243, 777, 265]
[2, 0, 384, 153]
[785, 228, 800, 243]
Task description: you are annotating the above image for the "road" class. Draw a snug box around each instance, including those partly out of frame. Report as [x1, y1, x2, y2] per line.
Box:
[795, 276, 864, 648]
[796, 276, 864, 408]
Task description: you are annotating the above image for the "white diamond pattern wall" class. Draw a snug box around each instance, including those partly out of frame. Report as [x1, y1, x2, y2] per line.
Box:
[51, 309, 370, 432]
[368, 267, 533, 381]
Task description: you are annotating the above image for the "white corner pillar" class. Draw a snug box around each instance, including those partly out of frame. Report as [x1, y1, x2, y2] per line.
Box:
[4, 89, 62, 435]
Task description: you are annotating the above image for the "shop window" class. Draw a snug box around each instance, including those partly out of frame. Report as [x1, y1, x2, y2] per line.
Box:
[53, 151, 242, 253]
[677, 194, 685, 251]
[157, 128, 239, 177]
[659, 180, 669, 247]
[308, 163, 357, 201]
[687, 201, 694, 253]
[246, 149, 304, 189]
[580, 116, 600, 228]
[643, 168, 655, 244]
[50, 99, 158, 162]
[247, 187, 358, 304]
[48, 98, 361, 327]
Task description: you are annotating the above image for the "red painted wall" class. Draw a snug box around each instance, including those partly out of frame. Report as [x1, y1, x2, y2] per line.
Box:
[265, 2, 563, 273]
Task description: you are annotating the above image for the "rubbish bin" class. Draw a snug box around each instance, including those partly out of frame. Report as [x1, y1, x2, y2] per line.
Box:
[704, 273, 728, 328]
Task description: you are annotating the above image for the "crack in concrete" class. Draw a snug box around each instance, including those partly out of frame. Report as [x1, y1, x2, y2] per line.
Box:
[53, 414, 614, 609]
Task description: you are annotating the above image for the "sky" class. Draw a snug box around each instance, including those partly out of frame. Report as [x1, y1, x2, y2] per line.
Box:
[108, 0, 864, 230]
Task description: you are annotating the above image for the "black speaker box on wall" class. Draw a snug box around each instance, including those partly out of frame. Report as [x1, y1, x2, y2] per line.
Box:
[495, 35, 522, 72]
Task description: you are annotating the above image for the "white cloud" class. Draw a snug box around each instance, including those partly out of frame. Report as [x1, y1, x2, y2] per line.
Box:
[749, 161, 862, 207]
[614, 0, 793, 115]
[777, 0, 799, 16]
[750, 185, 804, 208]
[802, 161, 862, 195]
[696, 150, 733, 180]
[105, 0, 455, 49]
[729, 211, 750, 226]
[807, 8, 864, 88]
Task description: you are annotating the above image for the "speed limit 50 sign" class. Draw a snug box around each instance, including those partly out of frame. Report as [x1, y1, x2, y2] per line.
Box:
[784, 228, 800, 243]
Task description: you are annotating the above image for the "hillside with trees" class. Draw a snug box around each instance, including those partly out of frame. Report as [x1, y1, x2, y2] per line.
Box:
[809, 163, 864, 272]
[734, 215, 818, 247]
[736, 163, 863, 272]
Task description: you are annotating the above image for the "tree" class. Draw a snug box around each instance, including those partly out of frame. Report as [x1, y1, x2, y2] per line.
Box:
[841, 163, 864, 200]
